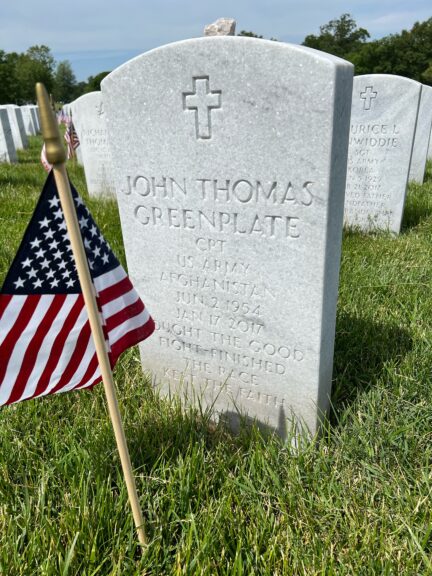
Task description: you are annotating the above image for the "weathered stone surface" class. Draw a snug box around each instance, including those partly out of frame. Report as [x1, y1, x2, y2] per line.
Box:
[204, 18, 236, 36]
[344, 74, 421, 233]
[0, 109, 17, 163]
[102, 37, 353, 438]
[70, 92, 115, 196]
[409, 85, 432, 183]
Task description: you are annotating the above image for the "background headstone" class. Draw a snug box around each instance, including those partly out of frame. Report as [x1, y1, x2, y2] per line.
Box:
[344, 74, 421, 233]
[13, 107, 28, 149]
[20, 105, 37, 136]
[0, 109, 17, 163]
[0, 105, 27, 150]
[409, 85, 432, 183]
[70, 92, 115, 196]
[102, 37, 353, 438]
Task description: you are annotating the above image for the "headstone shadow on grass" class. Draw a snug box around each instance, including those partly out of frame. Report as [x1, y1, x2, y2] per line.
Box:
[400, 186, 432, 231]
[330, 312, 412, 419]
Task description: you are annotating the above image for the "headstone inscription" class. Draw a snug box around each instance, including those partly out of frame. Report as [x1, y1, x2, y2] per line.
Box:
[409, 85, 432, 182]
[70, 92, 114, 196]
[0, 109, 17, 163]
[344, 74, 421, 233]
[102, 37, 353, 437]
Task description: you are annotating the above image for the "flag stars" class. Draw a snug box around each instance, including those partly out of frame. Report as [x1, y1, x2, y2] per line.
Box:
[30, 237, 41, 249]
[89, 224, 98, 237]
[58, 221, 67, 231]
[53, 208, 63, 220]
[13, 277, 25, 289]
[44, 228, 55, 240]
[62, 269, 71, 279]
[49, 239, 59, 250]
[53, 249, 63, 260]
[84, 238, 92, 250]
[50, 278, 59, 288]
[46, 269, 55, 280]
[22, 257, 32, 268]
[48, 196, 60, 208]
[58, 261, 67, 270]
[79, 216, 89, 228]
[35, 248, 46, 259]
[39, 217, 51, 228]
[75, 196, 84, 207]
[27, 268, 37, 279]
[101, 253, 110, 265]
[93, 245, 101, 258]
[33, 278, 43, 289]
[40, 258, 50, 270]
[66, 278, 75, 288]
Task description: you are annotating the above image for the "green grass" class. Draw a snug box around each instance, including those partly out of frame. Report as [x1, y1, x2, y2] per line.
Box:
[0, 136, 431, 574]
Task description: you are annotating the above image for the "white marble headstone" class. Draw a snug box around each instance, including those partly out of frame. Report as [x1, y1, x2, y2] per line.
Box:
[13, 107, 28, 148]
[1, 105, 27, 150]
[102, 38, 353, 437]
[0, 109, 17, 163]
[409, 85, 432, 182]
[344, 75, 421, 233]
[20, 106, 37, 136]
[70, 92, 114, 196]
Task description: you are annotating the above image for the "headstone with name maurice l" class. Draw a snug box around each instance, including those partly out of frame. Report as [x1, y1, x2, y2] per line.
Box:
[70, 92, 115, 196]
[102, 36, 353, 438]
[409, 85, 432, 183]
[0, 109, 17, 163]
[344, 74, 421, 233]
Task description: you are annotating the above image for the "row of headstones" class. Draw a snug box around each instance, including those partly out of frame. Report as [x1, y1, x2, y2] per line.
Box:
[0, 104, 41, 163]
[10, 29, 432, 438]
[64, 74, 432, 236]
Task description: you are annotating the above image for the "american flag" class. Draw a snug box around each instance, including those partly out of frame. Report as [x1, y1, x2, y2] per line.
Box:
[0, 172, 154, 406]
[64, 119, 80, 160]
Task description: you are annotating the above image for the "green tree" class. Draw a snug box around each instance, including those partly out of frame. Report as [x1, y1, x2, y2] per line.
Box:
[14, 45, 55, 103]
[351, 18, 432, 85]
[53, 60, 77, 102]
[303, 13, 369, 58]
[84, 71, 111, 93]
[0, 51, 19, 104]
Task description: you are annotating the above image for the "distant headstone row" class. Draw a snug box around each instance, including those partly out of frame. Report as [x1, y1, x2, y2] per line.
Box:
[0, 104, 40, 163]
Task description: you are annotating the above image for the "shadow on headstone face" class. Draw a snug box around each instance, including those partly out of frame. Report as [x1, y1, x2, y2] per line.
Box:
[330, 312, 412, 418]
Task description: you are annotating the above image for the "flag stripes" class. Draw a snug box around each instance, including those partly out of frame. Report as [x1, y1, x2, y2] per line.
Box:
[0, 264, 154, 406]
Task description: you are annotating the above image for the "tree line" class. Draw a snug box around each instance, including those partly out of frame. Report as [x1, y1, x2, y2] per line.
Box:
[242, 14, 432, 85]
[1, 14, 431, 105]
[0, 45, 109, 105]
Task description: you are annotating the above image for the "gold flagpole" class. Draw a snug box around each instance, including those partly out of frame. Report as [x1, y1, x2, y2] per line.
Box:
[35, 82, 148, 547]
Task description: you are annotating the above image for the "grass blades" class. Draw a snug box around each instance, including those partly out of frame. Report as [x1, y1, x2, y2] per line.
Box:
[0, 137, 431, 574]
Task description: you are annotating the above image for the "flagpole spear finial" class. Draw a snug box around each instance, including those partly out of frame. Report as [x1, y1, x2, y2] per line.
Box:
[36, 82, 66, 165]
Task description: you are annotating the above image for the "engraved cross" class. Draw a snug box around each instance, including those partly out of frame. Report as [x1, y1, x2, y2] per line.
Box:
[183, 76, 222, 139]
[360, 86, 377, 110]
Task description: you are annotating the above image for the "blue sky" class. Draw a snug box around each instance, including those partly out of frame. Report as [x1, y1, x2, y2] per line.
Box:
[1, 0, 430, 81]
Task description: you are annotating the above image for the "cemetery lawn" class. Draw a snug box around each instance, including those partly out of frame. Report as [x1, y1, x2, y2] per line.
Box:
[0, 136, 431, 576]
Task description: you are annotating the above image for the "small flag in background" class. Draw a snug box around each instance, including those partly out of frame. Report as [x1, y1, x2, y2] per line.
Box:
[0, 172, 154, 406]
[64, 119, 80, 160]
[40, 144, 52, 172]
